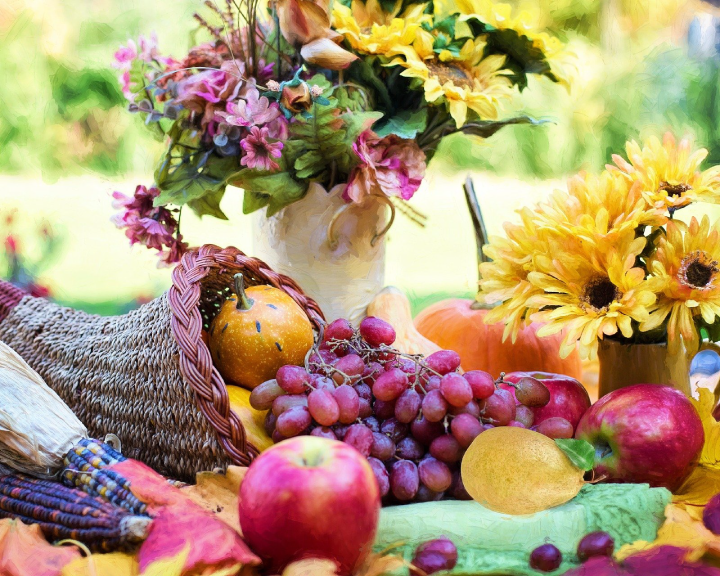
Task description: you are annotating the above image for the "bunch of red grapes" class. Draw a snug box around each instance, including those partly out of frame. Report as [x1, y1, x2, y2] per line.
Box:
[250, 316, 554, 504]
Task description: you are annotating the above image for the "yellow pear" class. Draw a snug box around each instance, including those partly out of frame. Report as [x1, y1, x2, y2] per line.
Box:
[461, 427, 585, 515]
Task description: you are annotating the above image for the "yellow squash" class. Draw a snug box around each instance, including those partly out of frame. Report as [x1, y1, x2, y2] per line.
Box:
[227, 385, 273, 452]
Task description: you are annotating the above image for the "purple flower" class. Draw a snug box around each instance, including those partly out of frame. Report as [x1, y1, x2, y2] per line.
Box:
[215, 88, 289, 140]
[240, 126, 284, 172]
[113, 41, 137, 69]
[176, 61, 243, 126]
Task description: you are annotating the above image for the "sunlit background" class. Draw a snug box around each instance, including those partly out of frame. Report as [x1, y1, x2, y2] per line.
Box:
[3, 0, 720, 314]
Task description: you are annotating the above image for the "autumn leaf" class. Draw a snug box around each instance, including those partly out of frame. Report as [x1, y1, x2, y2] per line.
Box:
[0, 519, 80, 576]
[281, 558, 338, 576]
[181, 466, 247, 534]
[61, 552, 138, 576]
[354, 551, 407, 576]
[691, 388, 720, 469]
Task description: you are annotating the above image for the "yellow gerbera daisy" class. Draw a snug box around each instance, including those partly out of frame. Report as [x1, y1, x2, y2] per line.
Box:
[608, 132, 720, 212]
[479, 207, 551, 341]
[641, 216, 720, 354]
[398, 46, 513, 127]
[534, 170, 667, 250]
[332, 0, 432, 59]
[527, 232, 659, 359]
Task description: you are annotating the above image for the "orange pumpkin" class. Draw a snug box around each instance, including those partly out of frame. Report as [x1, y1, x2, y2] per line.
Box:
[414, 299, 583, 380]
[210, 274, 314, 390]
[414, 178, 583, 381]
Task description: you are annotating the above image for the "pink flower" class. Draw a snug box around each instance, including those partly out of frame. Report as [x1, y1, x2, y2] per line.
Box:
[112, 185, 188, 266]
[344, 131, 426, 203]
[176, 61, 243, 126]
[215, 88, 289, 140]
[240, 126, 284, 172]
[113, 41, 137, 70]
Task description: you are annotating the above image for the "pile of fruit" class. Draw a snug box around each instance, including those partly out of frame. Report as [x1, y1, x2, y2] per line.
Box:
[249, 315, 591, 505]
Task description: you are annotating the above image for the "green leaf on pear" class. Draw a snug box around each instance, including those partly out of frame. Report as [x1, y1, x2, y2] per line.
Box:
[555, 438, 595, 472]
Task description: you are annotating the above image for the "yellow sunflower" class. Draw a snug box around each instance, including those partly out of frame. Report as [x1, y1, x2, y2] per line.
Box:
[398, 44, 513, 127]
[479, 207, 552, 342]
[332, 0, 432, 59]
[534, 170, 667, 250]
[641, 216, 720, 354]
[609, 133, 720, 212]
[527, 232, 659, 360]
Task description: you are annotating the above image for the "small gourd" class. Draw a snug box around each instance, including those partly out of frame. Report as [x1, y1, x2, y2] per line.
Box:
[367, 286, 440, 356]
[209, 274, 314, 390]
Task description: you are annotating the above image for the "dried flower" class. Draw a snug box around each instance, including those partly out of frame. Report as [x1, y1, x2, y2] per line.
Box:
[112, 185, 188, 266]
[281, 82, 313, 113]
[310, 85, 324, 97]
[240, 126, 284, 172]
[266, 80, 281, 92]
[344, 131, 426, 203]
[176, 61, 243, 126]
[215, 88, 288, 139]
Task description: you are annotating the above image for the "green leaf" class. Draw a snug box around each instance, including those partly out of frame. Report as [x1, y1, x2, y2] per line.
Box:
[307, 73, 333, 94]
[375, 108, 428, 139]
[460, 116, 550, 139]
[555, 439, 595, 472]
[154, 153, 239, 207]
[231, 169, 308, 215]
[343, 111, 384, 141]
[187, 188, 228, 220]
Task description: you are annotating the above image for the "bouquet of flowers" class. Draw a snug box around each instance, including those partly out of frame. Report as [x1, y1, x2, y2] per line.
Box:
[111, 0, 570, 264]
[479, 132, 720, 359]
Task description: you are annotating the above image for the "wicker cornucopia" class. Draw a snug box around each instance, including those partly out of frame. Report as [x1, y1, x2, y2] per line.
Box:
[0, 245, 324, 481]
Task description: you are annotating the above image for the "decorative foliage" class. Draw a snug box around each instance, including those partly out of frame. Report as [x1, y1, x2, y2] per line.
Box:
[110, 0, 567, 263]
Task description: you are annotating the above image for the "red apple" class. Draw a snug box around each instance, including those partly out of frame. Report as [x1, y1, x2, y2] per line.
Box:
[501, 371, 591, 430]
[575, 384, 704, 490]
[239, 436, 380, 574]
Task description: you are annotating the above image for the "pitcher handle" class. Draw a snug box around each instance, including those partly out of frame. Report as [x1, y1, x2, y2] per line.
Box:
[326, 194, 396, 251]
[697, 341, 720, 403]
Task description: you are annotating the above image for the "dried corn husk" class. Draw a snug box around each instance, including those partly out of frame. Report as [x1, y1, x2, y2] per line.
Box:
[0, 341, 87, 477]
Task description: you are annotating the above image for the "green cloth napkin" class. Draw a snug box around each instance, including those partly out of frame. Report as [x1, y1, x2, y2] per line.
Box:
[374, 483, 671, 575]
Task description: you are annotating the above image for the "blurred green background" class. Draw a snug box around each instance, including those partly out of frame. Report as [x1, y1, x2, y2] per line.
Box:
[3, 0, 720, 314]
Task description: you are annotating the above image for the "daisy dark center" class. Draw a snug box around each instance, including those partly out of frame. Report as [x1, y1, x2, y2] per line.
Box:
[659, 182, 692, 197]
[680, 251, 718, 289]
[427, 61, 474, 89]
[582, 277, 620, 312]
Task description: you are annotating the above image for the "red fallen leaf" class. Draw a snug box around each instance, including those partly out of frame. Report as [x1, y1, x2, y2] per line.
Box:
[137, 505, 260, 574]
[622, 546, 720, 576]
[110, 459, 260, 574]
[0, 519, 80, 576]
[561, 557, 631, 576]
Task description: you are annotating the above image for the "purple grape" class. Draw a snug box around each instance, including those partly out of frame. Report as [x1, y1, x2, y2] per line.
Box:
[371, 432, 396, 461]
[395, 389, 422, 423]
[333, 423, 349, 440]
[424, 375, 441, 392]
[368, 457, 390, 497]
[332, 354, 365, 384]
[374, 398, 397, 420]
[449, 470, 471, 500]
[250, 379, 286, 410]
[530, 544, 562, 572]
[508, 420, 526, 428]
[536, 417, 574, 439]
[418, 457, 452, 492]
[310, 374, 336, 392]
[515, 405, 535, 428]
[396, 436, 424, 460]
[310, 426, 337, 440]
[411, 539, 458, 576]
[577, 531, 615, 561]
[440, 373, 473, 407]
[307, 389, 340, 426]
[390, 460, 419, 501]
[276, 406, 312, 437]
[324, 318, 354, 342]
[354, 382, 373, 401]
[361, 362, 384, 385]
[363, 416, 381, 433]
[358, 398, 373, 418]
[429, 434, 462, 464]
[360, 316, 396, 347]
[415, 536, 458, 565]
[464, 370, 496, 400]
[380, 418, 409, 443]
[411, 416, 445, 446]
[424, 350, 461, 375]
[415, 484, 444, 502]
[333, 384, 360, 424]
[450, 413, 484, 448]
[704, 493, 720, 535]
[422, 389, 448, 422]
[275, 366, 310, 394]
[272, 394, 308, 416]
[479, 389, 516, 426]
[449, 400, 481, 418]
[264, 410, 277, 436]
[343, 423, 373, 457]
[514, 376, 551, 408]
[373, 368, 409, 401]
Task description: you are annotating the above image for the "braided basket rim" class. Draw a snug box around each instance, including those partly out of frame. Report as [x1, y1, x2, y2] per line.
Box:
[168, 244, 325, 467]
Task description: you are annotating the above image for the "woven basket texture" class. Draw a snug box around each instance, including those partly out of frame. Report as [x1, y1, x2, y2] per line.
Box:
[0, 245, 324, 481]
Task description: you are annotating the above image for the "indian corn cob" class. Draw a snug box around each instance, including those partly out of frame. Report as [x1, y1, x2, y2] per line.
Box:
[62, 438, 147, 516]
[0, 474, 151, 552]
